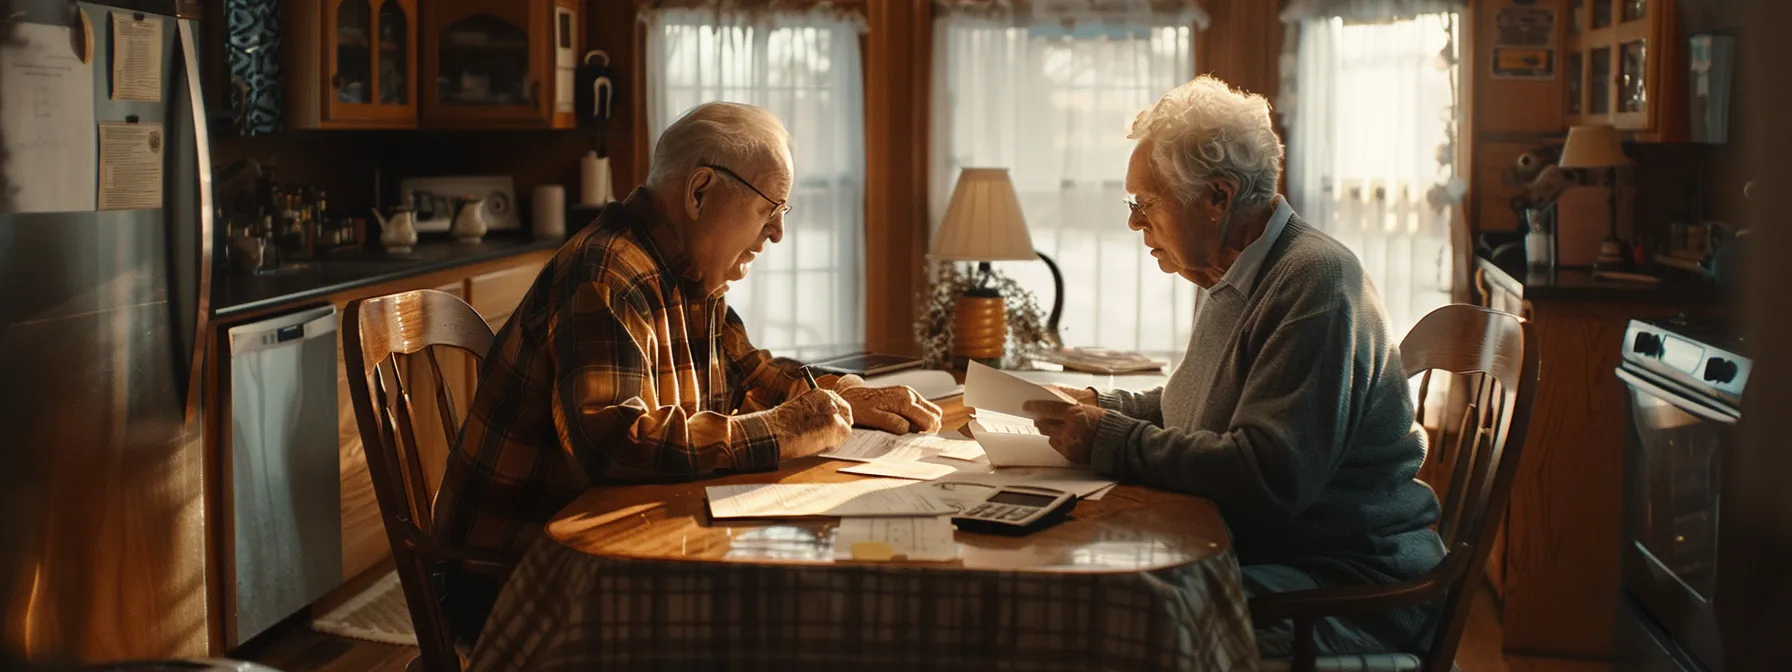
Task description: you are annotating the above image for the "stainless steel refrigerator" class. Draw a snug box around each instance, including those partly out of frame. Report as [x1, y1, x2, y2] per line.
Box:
[1, 0, 215, 664]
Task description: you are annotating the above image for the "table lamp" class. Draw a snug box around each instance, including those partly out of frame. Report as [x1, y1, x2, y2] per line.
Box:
[930, 168, 1063, 366]
[1557, 124, 1633, 269]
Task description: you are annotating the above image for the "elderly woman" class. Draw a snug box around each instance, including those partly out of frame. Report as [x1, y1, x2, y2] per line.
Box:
[1028, 76, 1445, 656]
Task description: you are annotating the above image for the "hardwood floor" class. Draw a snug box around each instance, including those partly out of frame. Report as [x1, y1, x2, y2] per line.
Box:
[235, 581, 1611, 672]
[233, 615, 416, 672]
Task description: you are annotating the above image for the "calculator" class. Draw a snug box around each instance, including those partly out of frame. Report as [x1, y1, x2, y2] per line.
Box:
[947, 484, 1079, 535]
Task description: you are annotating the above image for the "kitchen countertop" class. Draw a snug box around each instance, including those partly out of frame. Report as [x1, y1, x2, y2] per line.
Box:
[214, 235, 563, 318]
[1477, 255, 1725, 304]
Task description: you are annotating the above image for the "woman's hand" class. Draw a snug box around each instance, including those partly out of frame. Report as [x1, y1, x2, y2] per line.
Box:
[1022, 400, 1105, 465]
[1043, 384, 1097, 406]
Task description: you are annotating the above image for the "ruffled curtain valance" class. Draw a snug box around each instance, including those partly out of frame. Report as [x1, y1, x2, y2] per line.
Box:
[934, 0, 1210, 30]
[1280, 0, 1467, 25]
[636, 0, 868, 32]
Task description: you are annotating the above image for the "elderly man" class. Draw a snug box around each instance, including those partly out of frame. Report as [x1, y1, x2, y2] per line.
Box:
[431, 101, 942, 644]
[1028, 76, 1445, 656]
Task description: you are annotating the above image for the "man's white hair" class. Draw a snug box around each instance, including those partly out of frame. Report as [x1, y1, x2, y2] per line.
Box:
[647, 102, 791, 190]
[1127, 76, 1284, 208]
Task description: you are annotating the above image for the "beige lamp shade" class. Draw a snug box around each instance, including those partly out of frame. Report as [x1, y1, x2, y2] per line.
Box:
[1558, 124, 1633, 168]
[930, 167, 1037, 262]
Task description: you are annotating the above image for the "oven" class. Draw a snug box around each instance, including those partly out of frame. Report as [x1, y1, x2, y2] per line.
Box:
[1616, 318, 1749, 672]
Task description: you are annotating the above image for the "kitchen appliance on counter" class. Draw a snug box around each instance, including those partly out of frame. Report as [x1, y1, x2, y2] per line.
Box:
[400, 175, 520, 233]
[1616, 316, 1751, 672]
[0, 1, 216, 662]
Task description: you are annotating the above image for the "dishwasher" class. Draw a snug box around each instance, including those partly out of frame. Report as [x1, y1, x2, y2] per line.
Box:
[227, 305, 343, 645]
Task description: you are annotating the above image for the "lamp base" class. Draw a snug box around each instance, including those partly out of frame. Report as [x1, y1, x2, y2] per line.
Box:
[951, 290, 1006, 368]
[1595, 236, 1629, 270]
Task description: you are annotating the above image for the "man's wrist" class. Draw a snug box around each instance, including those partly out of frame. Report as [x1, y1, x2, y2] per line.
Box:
[730, 412, 782, 469]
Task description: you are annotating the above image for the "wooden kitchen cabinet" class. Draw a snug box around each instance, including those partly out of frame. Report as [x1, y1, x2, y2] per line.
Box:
[1564, 0, 1687, 141]
[468, 264, 540, 333]
[421, 0, 579, 129]
[287, 0, 419, 129]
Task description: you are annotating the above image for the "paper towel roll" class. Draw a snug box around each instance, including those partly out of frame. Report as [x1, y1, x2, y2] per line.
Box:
[534, 185, 566, 239]
[580, 150, 616, 205]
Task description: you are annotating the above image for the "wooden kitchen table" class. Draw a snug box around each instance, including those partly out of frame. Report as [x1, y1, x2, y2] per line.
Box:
[467, 397, 1255, 671]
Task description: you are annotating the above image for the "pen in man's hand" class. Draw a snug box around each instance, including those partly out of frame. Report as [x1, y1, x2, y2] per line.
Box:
[801, 366, 821, 390]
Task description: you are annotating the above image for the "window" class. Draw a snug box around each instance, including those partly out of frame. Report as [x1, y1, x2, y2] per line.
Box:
[645, 9, 866, 359]
[931, 18, 1196, 355]
[1286, 13, 1462, 343]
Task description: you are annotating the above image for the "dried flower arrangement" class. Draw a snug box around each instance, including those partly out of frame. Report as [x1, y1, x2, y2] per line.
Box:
[914, 263, 1053, 369]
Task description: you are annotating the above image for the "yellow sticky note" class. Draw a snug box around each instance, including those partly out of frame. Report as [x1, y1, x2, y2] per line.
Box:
[849, 541, 896, 561]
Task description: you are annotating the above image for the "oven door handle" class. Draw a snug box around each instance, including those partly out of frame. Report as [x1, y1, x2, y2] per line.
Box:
[1617, 368, 1740, 425]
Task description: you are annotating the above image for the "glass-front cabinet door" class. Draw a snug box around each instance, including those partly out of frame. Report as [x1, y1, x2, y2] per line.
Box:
[1565, 0, 1678, 137]
[423, 0, 572, 127]
[322, 0, 416, 126]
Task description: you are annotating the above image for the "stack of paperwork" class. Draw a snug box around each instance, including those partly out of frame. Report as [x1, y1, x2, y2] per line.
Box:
[704, 360, 1126, 562]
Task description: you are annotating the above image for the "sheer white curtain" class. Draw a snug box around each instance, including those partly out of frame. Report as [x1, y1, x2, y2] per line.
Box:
[644, 8, 866, 359]
[1284, 12, 1462, 343]
[931, 15, 1197, 355]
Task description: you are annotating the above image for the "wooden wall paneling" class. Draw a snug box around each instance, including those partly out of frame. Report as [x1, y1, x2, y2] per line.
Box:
[1474, 141, 1536, 234]
[1195, 0, 1283, 100]
[1452, 6, 1478, 303]
[1472, 0, 1569, 135]
[1465, 0, 1569, 238]
[862, 0, 932, 356]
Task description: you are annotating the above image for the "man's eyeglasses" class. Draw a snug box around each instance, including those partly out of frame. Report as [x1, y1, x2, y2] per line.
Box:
[703, 164, 792, 221]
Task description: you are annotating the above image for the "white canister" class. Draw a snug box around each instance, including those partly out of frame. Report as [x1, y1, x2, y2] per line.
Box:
[534, 185, 566, 239]
[1526, 231, 1555, 268]
[579, 150, 604, 205]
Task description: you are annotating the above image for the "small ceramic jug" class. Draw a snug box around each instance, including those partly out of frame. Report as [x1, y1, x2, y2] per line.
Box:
[374, 205, 418, 253]
[451, 196, 489, 242]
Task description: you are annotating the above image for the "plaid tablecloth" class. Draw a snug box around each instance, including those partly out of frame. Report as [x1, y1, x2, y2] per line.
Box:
[468, 536, 1258, 671]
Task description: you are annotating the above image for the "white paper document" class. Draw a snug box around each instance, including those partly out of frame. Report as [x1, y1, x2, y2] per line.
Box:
[110, 12, 162, 102]
[834, 516, 960, 562]
[936, 438, 986, 462]
[839, 460, 957, 481]
[863, 368, 964, 401]
[964, 361, 1076, 419]
[821, 429, 932, 463]
[969, 411, 1073, 468]
[821, 430, 979, 464]
[706, 479, 956, 519]
[97, 122, 164, 210]
[1, 22, 98, 213]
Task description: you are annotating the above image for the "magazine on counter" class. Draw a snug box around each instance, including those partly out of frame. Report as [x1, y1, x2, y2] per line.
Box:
[1030, 347, 1167, 375]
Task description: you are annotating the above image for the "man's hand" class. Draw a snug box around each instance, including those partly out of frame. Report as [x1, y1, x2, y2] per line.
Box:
[768, 388, 855, 460]
[830, 375, 943, 435]
[1043, 384, 1098, 406]
[1022, 400, 1104, 465]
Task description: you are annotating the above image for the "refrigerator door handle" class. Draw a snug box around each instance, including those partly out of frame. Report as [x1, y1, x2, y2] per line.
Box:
[178, 18, 213, 426]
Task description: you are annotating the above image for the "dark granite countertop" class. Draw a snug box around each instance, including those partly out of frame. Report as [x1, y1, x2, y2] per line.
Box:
[1476, 255, 1725, 304]
[214, 235, 563, 318]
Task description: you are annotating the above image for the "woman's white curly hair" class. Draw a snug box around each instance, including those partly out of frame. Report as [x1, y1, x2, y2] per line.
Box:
[1127, 76, 1284, 209]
